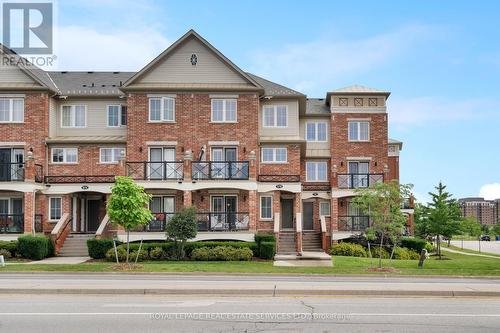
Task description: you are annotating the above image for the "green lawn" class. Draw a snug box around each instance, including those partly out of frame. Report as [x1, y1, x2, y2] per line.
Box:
[2, 251, 499, 276]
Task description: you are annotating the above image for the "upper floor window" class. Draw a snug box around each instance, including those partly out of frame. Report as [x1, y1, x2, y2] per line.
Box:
[149, 97, 175, 122]
[51, 148, 78, 164]
[0, 98, 24, 123]
[61, 105, 86, 128]
[306, 122, 327, 142]
[348, 121, 370, 142]
[261, 147, 287, 163]
[263, 105, 287, 127]
[100, 147, 125, 164]
[306, 161, 327, 182]
[211, 99, 237, 122]
[107, 105, 127, 127]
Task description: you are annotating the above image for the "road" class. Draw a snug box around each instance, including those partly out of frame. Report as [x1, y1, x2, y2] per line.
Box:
[450, 240, 500, 255]
[0, 294, 499, 332]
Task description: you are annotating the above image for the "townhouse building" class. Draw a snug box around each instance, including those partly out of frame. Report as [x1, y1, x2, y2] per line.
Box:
[0, 30, 412, 255]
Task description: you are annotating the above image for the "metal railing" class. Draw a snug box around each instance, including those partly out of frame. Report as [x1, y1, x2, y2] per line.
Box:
[126, 161, 184, 181]
[401, 197, 413, 209]
[135, 212, 175, 232]
[302, 183, 331, 191]
[35, 164, 43, 183]
[0, 214, 24, 233]
[0, 162, 25, 181]
[338, 215, 370, 232]
[196, 212, 250, 231]
[192, 161, 249, 180]
[34, 214, 43, 233]
[258, 174, 300, 182]
[337, 173, 384, 189]
[44, 175, 116, 183]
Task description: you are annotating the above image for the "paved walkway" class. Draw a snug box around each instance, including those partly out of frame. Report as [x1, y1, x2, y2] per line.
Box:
[441, 247, 500, 259]
[26, 256, 91, 265]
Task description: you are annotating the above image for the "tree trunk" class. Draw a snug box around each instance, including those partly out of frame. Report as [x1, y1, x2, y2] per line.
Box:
[379, 233, 384, 269]
[437, 234, 441, 259]
[126, 229, 130, 263]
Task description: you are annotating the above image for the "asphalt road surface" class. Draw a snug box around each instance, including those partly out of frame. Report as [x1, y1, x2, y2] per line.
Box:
[450, 240, 500, 255]
[0, 294, 499, 333]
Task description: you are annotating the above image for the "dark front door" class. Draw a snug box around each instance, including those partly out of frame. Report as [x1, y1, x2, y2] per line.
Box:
[281, 199, 294, 229]
[0, 149, 11, 181]
[225, 196, 237, 230]
[303, 202, 314, 230]
[87, 200, 101, 232]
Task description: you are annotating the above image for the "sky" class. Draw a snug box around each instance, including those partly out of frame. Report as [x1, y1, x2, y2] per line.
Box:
[5, 0, 500, 203]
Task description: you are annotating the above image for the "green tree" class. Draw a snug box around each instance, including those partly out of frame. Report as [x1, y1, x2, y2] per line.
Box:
[107, 176, 153, 263]
[480, 224, 491, 235]
[492, 223, 500, 237]
[166, 206, 197, 259]
[459, 216, 482, 248]
[353, 180, 412, 268]
[414, 202, 431, 239]
[424, 182, 462, 259]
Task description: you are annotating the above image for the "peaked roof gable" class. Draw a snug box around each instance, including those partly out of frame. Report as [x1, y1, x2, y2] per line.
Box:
[123, 30, 262, 90]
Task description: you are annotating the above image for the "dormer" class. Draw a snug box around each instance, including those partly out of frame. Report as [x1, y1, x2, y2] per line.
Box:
[326, 85, 390, 113]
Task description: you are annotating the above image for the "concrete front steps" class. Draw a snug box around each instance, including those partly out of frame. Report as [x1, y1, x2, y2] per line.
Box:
[273, 252, 333, 267]
[302, 231, 323, 252]
[58, 233, 93, 257]
[277, 231, 297, 254]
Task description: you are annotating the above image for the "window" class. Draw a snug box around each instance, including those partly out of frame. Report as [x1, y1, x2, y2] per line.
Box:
[61, 105, 86, 127]
[260, 196, 273, 219]
[0, 98, 24, 122]
[306, 161, 328, 182]
[51, 148, 78, 163]
[261, 147, 287, 163]
[107, 105, 127, 127]
[211, 99, 237, 122]
[306, 122, 327, 142]
[100, 148, 125, 164]
[348, 121, 370, 141]
[320, 202, 331, 216]
[263, 105, 287, 127]
[149, 97, 175, 122]
[49, 197, 62, 221]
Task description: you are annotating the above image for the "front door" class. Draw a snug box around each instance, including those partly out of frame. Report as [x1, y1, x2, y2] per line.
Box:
[0, 149, 11, 181]
[281, 199, 294, 230]
[303, 201, 314, 230]
[87, 200, 101, 232]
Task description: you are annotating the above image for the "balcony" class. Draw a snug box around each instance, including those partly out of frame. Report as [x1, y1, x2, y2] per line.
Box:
[192, 161, 249, 180]
[0, 214, 24, 233]
[196, 212, 249, 231]
[127, 161, 184, 181]
[338, 215, 370, 232]
[400, 197, 414, 210]
[337, 173, 384, 189]
[135, 213, 174, 232]
[0, 163, 43, 183]
[258, 174, 300, 182]
[44, 175, 116, 183]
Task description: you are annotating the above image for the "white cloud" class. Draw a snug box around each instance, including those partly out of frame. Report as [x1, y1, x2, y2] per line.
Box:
[479, 183, 500, 200]
[248, 24, 436, 96]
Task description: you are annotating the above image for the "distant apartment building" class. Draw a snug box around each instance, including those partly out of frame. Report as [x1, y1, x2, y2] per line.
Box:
[459, 197, 500, 225]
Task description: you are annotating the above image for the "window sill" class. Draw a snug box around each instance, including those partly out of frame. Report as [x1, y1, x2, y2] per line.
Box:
[210, 121, 238, 124]
[0, 121, 24, 124]
[261, 162, 288, 164]
[98, 162, 119, 165]
[50, 162, 79, 165]
[148, 121, 176, 124]
[348, 140, 371, 143]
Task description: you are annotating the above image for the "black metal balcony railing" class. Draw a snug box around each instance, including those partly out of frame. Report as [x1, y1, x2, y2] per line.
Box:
[0, 163, 25, 181]
[34, 214, 43, 233]
[258, 174, 301, 182]
[35, 164, 43, 183]
[302, 183, 331, 191]
[136, 212, 175, 232]
[338, 215, 370, 232]
[196, 212, 250, 231]
[44, 175, 116, 183]
[337, 173, 384, 189]
[0, 214, 24, 233]
[192, 161, 249, 180]
[126, 161, 184, 181]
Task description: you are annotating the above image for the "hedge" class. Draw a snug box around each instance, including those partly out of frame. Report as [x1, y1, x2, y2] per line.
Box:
[259, 241, 275, 259]
[0, 240, 18, 257]
[330, 242, 367, 257]
[87, 238, 116, 259]
[191, 246, 253, 261]
[392, 247, 420, 260]
[400, 237, 433, 253]
[17, 235, 52, 260]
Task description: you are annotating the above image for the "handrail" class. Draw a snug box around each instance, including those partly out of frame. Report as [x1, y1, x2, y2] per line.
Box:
[320, 215, 328, 251]
[51, 213, 72, 253]
[95, 214, 109, 238]
[51, 213, 70, 237]
[273, 212, 280, 233]
[320, 216, 326, 233]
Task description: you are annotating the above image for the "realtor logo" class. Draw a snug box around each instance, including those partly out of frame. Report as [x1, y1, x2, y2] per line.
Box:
[2, 2, 53, 54]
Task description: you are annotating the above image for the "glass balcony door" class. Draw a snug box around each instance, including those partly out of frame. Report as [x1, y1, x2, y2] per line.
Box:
[211, 147, 236, 179]
[348, 161, 369, 188]
[149, 147, 175, 180]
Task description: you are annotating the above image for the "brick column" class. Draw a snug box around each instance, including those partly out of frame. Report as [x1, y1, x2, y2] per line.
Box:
[183, 149, 193, 182]
[23, 192, 34, 233]
[248, 190, 257, 231]
[294, 193, 302, 252]
[24, 159, 36, 182]
[183, 190, 192, 207]
[247, 150, 256, 181]
[331, 197, 339, 244]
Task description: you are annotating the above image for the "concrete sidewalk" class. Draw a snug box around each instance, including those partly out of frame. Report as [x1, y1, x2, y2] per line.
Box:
[1, 273, 500, 297]
[441, 247, 500, 259]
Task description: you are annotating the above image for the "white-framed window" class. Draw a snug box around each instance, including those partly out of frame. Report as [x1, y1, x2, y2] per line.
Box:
[100, 147, 125, 164]
[320, 201, 331, 216]
[51, 148, 78, 164]
[107, 105, 127, 127]
[0, 98, 24, 123]
[149, 97, 175, 122]
[260, 196, 273, 220]
[263, 105, 287, 127]
[211, 99, 237, 122]
[261, 147, 287, 163]
[49, 197, 62, 221]
[306, 122, 327, 142]
[61, 105, 86, 128]
[348, 121, 370, 141]
[306, 161, 328, 182]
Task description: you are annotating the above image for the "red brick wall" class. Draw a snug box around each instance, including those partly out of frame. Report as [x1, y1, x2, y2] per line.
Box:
[258, 144, 301, 177]
[387, 156, 399, 181]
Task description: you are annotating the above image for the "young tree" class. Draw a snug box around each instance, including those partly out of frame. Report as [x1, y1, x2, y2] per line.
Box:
[414, 202, 431, 239]
[424, 182, 462, 259]
[107, 176, 153, 263]
[459, 216, 482, 249]
[492, 223, 500, 237]
[165, 206, 197, 259]
[353, 180, 412, 268]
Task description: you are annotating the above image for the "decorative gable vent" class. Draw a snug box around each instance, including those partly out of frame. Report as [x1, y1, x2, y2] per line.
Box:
[190, 54, 197, 66]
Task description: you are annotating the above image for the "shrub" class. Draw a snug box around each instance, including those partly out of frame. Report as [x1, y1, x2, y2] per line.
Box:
[191, 246, 253, 261]
[393, 247, 420, 260]
[130, 249, 148, 262]
[105, 247, 128, 262]
[369, 246, 389, 259]
[330, 242, 367, 257]
[400, 237, 433, 254]
[17, 235, 52, 260]
[149, 247, 164, 260]
[0, 248, 12, 258]
[87, 238, 115, 259]
[0, 240, 18, 257]
[259, 241, 275, 259]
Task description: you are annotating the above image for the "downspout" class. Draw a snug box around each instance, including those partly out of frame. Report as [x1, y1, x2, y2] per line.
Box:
[31, 189, 36, 236]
